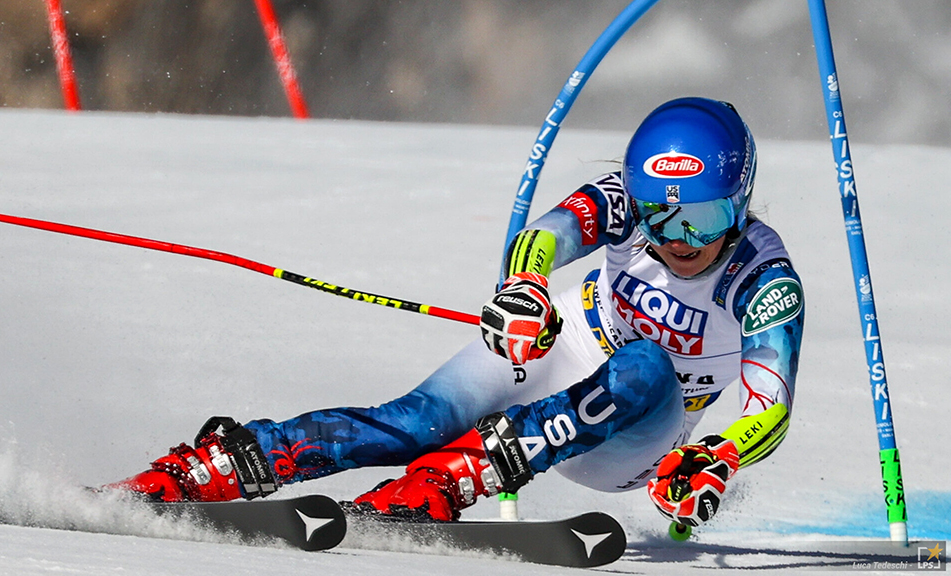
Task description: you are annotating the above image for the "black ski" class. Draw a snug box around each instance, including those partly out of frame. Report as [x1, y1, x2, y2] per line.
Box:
[347, 511, 627, 568]
[150, 494, 346, 551]
[149, 494, 626, 567]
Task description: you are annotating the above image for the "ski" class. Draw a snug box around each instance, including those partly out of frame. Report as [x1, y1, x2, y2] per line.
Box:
[347, 511, 627, 568]
[150, 494, 347, 551]
[149, 494, 626, 567]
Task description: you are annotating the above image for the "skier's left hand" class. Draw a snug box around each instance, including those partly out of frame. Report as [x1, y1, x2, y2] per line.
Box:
[647, 434, 739, 527]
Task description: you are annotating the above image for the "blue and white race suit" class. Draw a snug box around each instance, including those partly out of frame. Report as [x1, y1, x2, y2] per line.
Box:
[245, 172, 804, 492]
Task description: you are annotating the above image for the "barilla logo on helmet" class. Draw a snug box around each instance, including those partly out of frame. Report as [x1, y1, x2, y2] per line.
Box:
[642, 152, 704, 179]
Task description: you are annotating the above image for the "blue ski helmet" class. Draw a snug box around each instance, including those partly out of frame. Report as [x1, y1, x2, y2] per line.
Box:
[623, 97, 756, 248]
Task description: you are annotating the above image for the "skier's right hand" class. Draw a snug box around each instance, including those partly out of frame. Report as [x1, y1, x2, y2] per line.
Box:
[480, 272, 562, 365]
[104, 416, 278, 502]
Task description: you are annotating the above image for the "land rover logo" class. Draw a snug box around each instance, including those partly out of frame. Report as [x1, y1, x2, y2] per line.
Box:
[742, 278, 803, 336]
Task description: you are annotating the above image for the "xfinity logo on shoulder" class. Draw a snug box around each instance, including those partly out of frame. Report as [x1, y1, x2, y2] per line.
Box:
[643, 152, 704, 179]
[559, 192, 598, 245]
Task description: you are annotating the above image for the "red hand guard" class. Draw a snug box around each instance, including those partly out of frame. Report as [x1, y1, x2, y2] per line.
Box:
[352, 428, 501, 522]
[480, 272, 562, 365]
[647, 435, 739, 527]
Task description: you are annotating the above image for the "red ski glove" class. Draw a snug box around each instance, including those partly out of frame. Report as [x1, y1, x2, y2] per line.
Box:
[105, 417, 277, 502]
[480, 272, 562, 365]
[351, 413, 532, 522]
[647, 434, 739, 527]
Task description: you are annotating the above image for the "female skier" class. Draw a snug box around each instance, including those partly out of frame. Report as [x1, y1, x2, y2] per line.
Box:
[111, 97, 804, 529]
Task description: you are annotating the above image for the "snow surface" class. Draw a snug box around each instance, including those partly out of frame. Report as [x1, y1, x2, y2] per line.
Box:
[0, 109, 948, 574]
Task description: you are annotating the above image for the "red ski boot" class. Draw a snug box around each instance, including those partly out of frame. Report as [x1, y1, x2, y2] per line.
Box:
[107, 417, 278, 502]
[352, 413, 533, 521]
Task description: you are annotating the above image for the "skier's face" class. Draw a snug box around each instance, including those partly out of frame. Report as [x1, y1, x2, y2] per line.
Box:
[650, 235, 726, 278]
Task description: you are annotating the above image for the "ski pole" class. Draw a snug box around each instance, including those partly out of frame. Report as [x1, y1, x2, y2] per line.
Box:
[0, 213, 479, 326]
[253, 0, 309, 119]
[807, 0, 908, 544]
[501, 0, 661, 283]
[43, 0, 81, 111]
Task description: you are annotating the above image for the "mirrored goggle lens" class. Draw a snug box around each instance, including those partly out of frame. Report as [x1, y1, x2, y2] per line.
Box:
[634, 198, 735, 248]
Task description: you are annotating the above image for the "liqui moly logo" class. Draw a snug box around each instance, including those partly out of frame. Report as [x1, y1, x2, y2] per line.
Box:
[611, 272, 707, 355]
[643, 152, 705, 179]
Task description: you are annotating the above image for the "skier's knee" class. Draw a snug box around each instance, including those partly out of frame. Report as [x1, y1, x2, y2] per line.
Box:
[609, 340, 679, 412]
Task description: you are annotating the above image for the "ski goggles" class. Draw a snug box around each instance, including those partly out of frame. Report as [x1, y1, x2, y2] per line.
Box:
[633, 197, 736, 248]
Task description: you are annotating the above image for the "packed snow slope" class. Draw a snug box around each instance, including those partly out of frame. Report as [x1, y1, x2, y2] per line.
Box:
[0, 109, 948, 574]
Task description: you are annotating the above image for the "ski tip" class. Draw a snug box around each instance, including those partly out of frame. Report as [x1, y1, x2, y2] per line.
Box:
[146, 493, 348, 552]
[292, 495, 348, 551]
[563, 512, 627, 567]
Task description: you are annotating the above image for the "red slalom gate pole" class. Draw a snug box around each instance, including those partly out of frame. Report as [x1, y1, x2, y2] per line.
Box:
[253, 0, 309, 119]
[44, 0, 81, 111]
[0, 212, 480, 326]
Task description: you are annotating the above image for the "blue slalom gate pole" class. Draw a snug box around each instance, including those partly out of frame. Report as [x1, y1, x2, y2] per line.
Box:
[501, 0, 661, 282]
[807, 0, 908, 544]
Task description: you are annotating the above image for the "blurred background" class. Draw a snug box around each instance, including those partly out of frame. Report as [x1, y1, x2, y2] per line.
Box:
[0, 0, 948, 146]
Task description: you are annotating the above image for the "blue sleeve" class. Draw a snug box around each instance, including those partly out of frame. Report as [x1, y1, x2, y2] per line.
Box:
[525, 172, 637, 270]
[731, 260, 804, 416]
